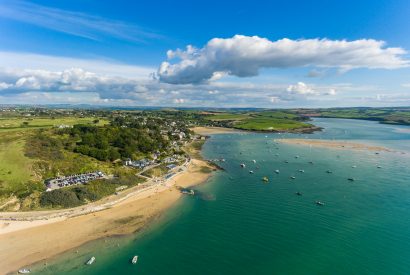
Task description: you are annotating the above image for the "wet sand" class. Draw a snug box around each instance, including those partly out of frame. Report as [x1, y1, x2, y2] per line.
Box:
[276, 138, 391, 152]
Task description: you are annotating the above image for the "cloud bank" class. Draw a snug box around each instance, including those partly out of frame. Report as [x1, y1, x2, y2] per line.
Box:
[157, 35, 409, 84]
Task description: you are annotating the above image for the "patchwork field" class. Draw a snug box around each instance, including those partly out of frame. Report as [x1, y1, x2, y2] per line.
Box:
[0, 117, 108, 131]
[205, 111, 313, 131]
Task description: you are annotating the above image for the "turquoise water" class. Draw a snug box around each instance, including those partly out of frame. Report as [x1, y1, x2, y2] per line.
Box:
[37, 118, 410, 274]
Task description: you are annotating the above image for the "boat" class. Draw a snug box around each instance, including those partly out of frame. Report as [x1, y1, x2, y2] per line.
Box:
[351, 165, 357, 168]
[315, 201, 325, 206]
[309, 161, 314, 164]
[295, 192, 302, 196]
[18, 269, 30, 274]
[181, 189, 195, 195]
[262, 176, 269, 182]
[298, 169, 304, 173]
[274, 169, 280, 174]
[284, 160, 289, 163]
[249, 170, 254, 174]
[86, 256, 95, 265]
[290, 176, 296, 179]
[326, 170, 332, 173]
[348, 178, 355, 181]
[377, 165, 382, 168]
[252, 160, 256, 163]
[240, 163, 246, 168]
[131, 255, 138, 264]
[295, 155, 300, 159]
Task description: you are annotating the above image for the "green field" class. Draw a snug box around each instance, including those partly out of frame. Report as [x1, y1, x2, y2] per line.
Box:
[205, 111, 312, 131]
[0, 117, 108, 132]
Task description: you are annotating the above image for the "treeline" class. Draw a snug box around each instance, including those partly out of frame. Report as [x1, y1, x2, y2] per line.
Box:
[62, 124, 169, 161]
[40, 186, 97, 208]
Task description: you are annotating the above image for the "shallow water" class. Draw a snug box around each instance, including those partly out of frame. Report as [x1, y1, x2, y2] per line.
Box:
[36, 118, 410, 274]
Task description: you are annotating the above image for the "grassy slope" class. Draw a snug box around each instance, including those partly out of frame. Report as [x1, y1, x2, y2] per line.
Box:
[0, 132, 39, 196]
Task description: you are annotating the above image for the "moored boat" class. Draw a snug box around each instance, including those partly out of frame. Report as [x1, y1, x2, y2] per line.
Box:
[18, 269, 30, 274]
[86, 256, 95, 265]
[131, 255, 138, 264]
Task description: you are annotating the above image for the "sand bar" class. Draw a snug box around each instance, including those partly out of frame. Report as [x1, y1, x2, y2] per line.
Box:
[192, 126, 241, 135]
[276, 138, 391, 152]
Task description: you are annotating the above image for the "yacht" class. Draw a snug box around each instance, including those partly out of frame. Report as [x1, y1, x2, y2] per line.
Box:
[131, 255, 139, 264]
[86, 256, 95, 265]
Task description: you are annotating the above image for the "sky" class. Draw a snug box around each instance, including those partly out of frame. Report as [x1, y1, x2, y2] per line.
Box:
[0, 0, 410, 108]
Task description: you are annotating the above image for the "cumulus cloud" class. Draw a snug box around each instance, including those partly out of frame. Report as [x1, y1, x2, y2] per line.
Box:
[157, 35, 409, 84]
[287, 82, 317, 95]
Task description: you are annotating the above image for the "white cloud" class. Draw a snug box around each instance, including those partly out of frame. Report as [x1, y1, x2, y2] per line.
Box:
[157, 35, 409, 84]
[0, 51, 154, 79]
[287, 82, 317, 95]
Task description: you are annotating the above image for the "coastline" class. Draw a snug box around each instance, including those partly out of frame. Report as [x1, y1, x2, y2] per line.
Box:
[0, 156, 215, 274]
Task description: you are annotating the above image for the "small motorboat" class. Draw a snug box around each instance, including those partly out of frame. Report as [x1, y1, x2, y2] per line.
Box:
[131, 255, 138, 264]
[298, 169, 305, 173]
[295, 192, 302, 196]
[262, 176, 269, 182]
[290, 176, 296, 180]
[315, 201, 325, 206]
[252, 160, 256, 163]
[309, 161, 314, 164]
[347, 178, 355, 181]
[295, 155, 300, 159]
[284, 160, 289, 163]
[240, 163, 246, 168]
[326, 170, 332, 173]
[274, 169, 280, 174]
[18, 269, 30, 274]
[249, 170, 254, 174]
[351, 165, 357, 168]
[377, 165, 382, 168]
[86, 256, 95, 265]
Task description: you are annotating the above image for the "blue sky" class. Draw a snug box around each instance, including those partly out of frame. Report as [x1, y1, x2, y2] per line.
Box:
[0, 0, 410, 107]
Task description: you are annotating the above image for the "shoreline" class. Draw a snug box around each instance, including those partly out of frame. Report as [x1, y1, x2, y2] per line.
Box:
[276, 138, 392, 152]
[0, 157, 215, 274]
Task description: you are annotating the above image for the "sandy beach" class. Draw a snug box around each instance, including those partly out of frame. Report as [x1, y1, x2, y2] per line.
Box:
[192, 126, 241, 135]
[276, 138, 391, 152]
[0, 158, 213, 274]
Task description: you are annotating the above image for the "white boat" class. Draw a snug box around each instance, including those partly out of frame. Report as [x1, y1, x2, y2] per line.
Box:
[86, 256, 95, 265]
[298, 169, 304, 173]
[252, 160, 256, 163]
[290, 176, 296, 179]
[240, 163, 246, 168]
[274, 169, 280, 174]
[249, 170, 254, 174]
[131, 255, 138, 264]
[18, 269, 30, 274]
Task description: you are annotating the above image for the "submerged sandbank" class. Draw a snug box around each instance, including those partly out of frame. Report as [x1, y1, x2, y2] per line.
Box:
[276, 138, 391, 152]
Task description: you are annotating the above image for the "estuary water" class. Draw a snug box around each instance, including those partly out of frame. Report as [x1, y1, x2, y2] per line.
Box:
[37, 118, 410, 274]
